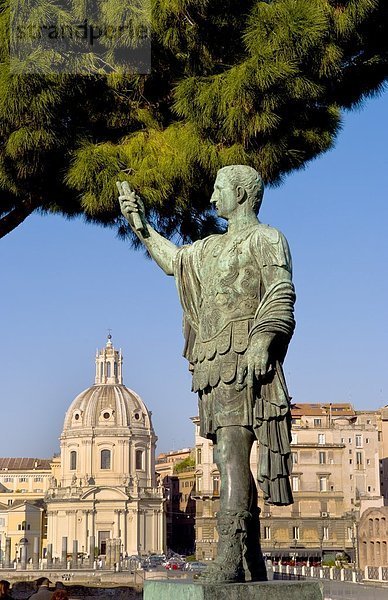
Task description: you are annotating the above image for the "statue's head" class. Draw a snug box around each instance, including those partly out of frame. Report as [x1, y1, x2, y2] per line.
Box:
[217, 165, 264, 214]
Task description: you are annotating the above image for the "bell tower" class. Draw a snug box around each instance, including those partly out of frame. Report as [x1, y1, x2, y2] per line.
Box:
[94, 334, 123, 385]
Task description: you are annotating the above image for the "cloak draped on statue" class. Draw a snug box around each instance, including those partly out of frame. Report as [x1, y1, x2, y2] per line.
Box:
[173, 224, 296, 506]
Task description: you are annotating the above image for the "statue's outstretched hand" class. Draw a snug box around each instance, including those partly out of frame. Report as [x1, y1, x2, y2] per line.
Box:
[117, 180, 145, 232]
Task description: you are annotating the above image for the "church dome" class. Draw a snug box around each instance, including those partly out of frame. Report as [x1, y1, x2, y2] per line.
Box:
[62, 335, 153, 434]
[63, 384, 151, 432]
[58, 335, 157, 489]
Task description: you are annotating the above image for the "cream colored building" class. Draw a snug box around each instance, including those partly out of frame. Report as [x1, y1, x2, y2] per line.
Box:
[46, 336, 164, 559]
[0, 457, 51, 562]
[378, 405, 388, 501]
[156, 449, 196, 553]
[193, 403, 386, 564]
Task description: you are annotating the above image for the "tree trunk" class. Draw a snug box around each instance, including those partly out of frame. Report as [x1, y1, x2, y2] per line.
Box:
[0, 197, 38, 239]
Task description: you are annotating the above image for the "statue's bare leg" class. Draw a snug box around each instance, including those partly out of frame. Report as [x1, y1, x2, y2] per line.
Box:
[201, 426, 267, 582]
[215, 425, 255, 511]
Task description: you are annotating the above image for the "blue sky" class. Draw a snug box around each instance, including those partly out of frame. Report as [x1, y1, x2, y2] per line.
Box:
[1, 91, 388, 459]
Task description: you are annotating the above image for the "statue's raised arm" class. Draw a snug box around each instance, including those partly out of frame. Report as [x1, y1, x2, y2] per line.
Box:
[117, 181, 178, 276]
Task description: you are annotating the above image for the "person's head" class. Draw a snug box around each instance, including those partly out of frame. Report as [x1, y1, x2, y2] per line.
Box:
[55, 581, 66, 590]
[35, 577, 51, 589]
[51, 590, 69, 600]
[0, 580, 10, 598]
[211, 165, 264, 219]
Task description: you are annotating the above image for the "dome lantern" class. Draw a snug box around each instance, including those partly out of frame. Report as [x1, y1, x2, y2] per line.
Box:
[95, 334, 123, 385]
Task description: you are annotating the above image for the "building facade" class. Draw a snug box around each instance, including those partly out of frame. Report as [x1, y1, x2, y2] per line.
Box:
[0, 458, 52, 563]
[193, 404, 387, 564]
[156, 449, 196, 554]
[358, 506, 388, 568]
[45, 336, 165, 560]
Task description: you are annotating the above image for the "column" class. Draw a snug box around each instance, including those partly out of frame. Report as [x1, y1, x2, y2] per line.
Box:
[106, 539, 112, 568]
[5, 538, 11, 568]
[61, 537, 68, 567]
[159, 508, 165, 554]
[89, 536, 95, 567]
[21, 543, 28, 570]
[89, 508, 96, 566]
[33, 537, 39, 569]
[115, 510, 121, 539]
[46, 543, 53, 567]
[123, 510, 128, 555]
[84, 510, 89, 552]
[72, 540, 78, 568]
[115, 539, 121, 564]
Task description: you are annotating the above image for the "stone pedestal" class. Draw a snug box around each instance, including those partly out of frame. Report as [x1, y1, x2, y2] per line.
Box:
[144, 580, 323, 600]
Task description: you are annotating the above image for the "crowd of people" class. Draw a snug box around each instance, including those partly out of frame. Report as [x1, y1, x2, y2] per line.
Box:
[0, 577, 70, 599]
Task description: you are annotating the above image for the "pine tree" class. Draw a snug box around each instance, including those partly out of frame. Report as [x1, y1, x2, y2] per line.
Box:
[1, 0, 387, 241]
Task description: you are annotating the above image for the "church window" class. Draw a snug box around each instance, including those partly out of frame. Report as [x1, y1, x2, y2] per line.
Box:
[101, 449, 111, 469]
[70, 451, 77, 470]
[106, 362, 111, 377]
[100, 363, 103, 378]
[136, 450, 144, 470]
[103, 412, 110, 419]
[114, 362, 118, 376]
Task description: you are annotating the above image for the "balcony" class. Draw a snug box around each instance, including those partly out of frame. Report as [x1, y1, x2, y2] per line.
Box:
[191, 487, 220, 499]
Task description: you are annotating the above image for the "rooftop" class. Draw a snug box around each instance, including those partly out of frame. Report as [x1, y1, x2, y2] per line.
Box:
[0, 458, 51, 471]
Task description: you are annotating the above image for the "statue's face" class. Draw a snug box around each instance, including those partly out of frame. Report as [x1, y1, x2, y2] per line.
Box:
[210, 173, 238, 219]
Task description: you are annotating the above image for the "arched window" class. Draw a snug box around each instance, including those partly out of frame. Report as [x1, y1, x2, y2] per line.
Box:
[135, 450, 144, 470]
[101, 449, 111, 470]
[106, 362, 111, 377]
[114, 362, 118, 376]
[100, 363, 104, 378]
[70, 451, 77, 471]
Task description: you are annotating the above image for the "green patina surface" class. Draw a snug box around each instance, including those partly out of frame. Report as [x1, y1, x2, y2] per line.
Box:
[119, 166, 296, 583]
[144, 580, 323, 600]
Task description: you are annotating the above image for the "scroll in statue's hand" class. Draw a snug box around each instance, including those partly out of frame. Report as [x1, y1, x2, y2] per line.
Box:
[117, 180, 145, 232]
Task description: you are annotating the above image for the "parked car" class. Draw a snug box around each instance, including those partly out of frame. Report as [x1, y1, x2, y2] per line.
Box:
[165, 558, 185, 570]
[186, 561, 207, 574]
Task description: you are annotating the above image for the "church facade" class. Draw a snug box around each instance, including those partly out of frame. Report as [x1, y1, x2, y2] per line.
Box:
[45, 336, 165, 560]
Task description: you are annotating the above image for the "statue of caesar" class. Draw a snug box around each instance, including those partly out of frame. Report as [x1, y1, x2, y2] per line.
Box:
[118, 165, 296, 583]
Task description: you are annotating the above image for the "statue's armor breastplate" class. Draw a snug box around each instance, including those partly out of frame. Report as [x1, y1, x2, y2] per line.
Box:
[198, 231, 260, 342]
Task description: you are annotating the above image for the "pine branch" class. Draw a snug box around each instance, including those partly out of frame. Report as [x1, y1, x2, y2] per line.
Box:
[0, 196, 39, 239]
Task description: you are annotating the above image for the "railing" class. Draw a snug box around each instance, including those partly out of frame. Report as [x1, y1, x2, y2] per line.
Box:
[273, 564, 364, 583]
[366, 565, 388, 582]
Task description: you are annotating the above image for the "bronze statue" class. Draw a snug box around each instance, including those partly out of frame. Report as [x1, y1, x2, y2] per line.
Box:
[118, 165, 295, 583]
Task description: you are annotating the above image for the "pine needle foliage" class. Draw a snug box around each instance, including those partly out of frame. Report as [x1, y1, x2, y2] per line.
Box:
[0, 0, 387, 240]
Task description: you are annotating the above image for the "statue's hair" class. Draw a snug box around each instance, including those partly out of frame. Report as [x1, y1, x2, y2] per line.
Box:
[218, 165, 264, 213]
